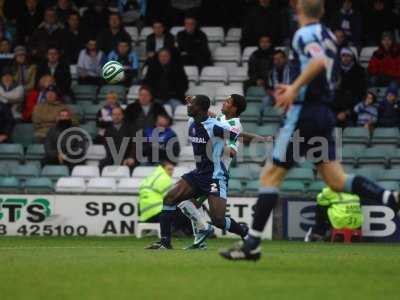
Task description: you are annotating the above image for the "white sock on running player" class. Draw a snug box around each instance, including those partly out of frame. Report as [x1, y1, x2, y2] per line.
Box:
[178, 201, 208, 231]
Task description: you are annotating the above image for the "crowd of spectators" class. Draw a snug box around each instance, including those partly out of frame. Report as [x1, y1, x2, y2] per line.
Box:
[0, 0, 400, 171]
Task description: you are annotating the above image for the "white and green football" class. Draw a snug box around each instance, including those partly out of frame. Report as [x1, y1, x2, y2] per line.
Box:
[102, 61, 125, 84]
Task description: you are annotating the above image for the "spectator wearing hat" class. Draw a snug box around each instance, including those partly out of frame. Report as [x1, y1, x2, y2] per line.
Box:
[96, 13, 131, 55]
[0, 101, 15, 144]
[37, 46, 72, 101]
[16, 0, 44, 44]
[354, 91, 378, 132]
[106, 39, 139, 86]
[22, 74, 56, 122]
[30, 7, 65, 60]
[32, 85, 71, 141]
[365, 0, 398, 45]
[0, 69, 24, 118]
[368, 32, 400, 86]
[77, 38, 104, 85]
[377, 86, 400, 128]
[11, 46, 37, 92]
[332, 47, 367, 127]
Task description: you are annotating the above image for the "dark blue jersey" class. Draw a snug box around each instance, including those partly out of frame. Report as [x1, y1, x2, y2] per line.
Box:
[188, 117, 238, 180]
[292, 23, 339, 104]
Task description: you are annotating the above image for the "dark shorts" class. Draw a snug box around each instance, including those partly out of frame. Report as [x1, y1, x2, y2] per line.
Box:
[182, 170, 228, 200]
[273, 103, 337, 169]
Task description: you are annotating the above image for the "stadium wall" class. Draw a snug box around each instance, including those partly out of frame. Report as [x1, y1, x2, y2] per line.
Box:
[0, 195, 272, 239]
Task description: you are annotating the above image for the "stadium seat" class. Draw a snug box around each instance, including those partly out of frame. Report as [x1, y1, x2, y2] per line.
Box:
[25, 177, 54, 193]
[230, 165, 253, 180]
[68, 104, 84, 122]
[262, 107, 283, 123]
[377, 180, 399, 191]
[173, 166, 191, 179]
[179, 146, 194, 162]
[83, 104, 101, 121]
[127, 85, 141, 103]
[389, 148, 400, 167]
[240, 104, 261, 122]
[184, 66, 200, 84]
[12, 123, 35, 147]
[0, 176, 21, 193]
[228, 179, 242, 195]
[228, 66, 248, 84]
[26, 144, 45, 161]
[342, 127, 370, 145]
[80, 121, 97, 139]
[172, 105, 190, 147]
[86, 145, 106, 162]
[353, 166, 384, 181]
[70, 64, 78, 80]
[187, 85, 216, 101]
[72, 165, 99, 180]
[199, 67, 228, 87]
[0, 162, 9, 176]
[238, 144, 269, 164]
[56, 177, 86, 193]
[102, 165, 130, 179]
[341, 145, 366, 166]
[242, 46, 257, 64]
[244, 180, 259, 195]
[225, 28, 242, 44]
[86, 177, 116, 193]
[0, 143, 24, 161]
[370, 86, 387, 99]
[139, 26, 153, 42]
[246, 86, 267, 102]
[202, 26, 224, 44]
[281, 181, 305, 196]
[169, 26, 184, 36]
[371, 128, 399, 145]
[286, 168, 314, 185]
[360, 47, 378, 68]
[214, 85, 243, 102]
[10, 164, 40, 181]
[132, 166, 157, 178]
[307, 180, 326, 197]
[41, 165, 70, 181]
[242, 122, 258, 133]
[116, 178, 141, 194]
[213, 46, 241, 73]
[358, 146, 395, 167]
[125, 26, 139, 42]
[97, 85, 126, 102]
[378, 168, 400, 182]
[72, 84, 97, 101]
[255, 125, 278, 137]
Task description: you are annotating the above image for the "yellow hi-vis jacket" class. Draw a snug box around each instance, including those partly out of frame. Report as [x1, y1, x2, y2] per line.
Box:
[138, 165, 172, 222]
[317, 187, 363, 229]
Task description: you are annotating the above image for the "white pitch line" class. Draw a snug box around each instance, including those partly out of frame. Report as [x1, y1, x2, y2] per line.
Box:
[0, 246, 136, 250]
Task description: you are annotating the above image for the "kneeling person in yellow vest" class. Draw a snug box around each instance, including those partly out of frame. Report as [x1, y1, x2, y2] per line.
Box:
[139, 161, 175, 222]
[305, 187, 364, 242]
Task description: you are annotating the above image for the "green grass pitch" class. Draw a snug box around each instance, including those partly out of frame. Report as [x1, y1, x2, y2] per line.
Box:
[0, 237, 399, 300]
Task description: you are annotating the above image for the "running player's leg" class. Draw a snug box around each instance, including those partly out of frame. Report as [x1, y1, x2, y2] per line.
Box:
[147, 179, 197, 249]
[207, 195, 248, 238]
[316, 161, 399, 212]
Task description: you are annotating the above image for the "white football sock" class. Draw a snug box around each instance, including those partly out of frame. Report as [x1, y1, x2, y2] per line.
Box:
[178, 200, 208, 231]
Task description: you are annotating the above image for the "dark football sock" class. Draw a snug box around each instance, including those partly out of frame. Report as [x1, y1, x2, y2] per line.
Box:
[159, 205, 176, 245]
[225, 217, 247, 238]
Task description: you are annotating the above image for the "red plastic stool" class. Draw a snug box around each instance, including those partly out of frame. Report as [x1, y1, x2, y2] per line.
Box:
[331, 228, 362, 243]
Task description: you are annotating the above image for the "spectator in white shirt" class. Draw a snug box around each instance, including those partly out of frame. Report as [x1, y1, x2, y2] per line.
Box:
[77, 38, 104, 85]
[0, 69, 24, 118]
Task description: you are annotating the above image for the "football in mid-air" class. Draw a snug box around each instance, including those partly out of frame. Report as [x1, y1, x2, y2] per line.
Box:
[102, 61, 125, 84]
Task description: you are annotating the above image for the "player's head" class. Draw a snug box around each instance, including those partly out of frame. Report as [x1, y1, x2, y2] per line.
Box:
[297, 0, 324, 20]
[160, 160, 176, 177]
[187, 95, 210, 117]
[222, 94, 247, 117]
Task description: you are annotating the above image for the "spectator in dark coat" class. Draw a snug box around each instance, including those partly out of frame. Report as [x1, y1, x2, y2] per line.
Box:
[82, 0, 111, 36]
[143, 114, 180, 164]
[62, 12, 87, 64]
[177, 16, 212, 70]
[54, 0, 78, 25]
[146, 20, 175, 60]
[16, 0, 44, 44]
[280, 0, 298, 47]
[330, 0, 362, 47]
[377, 86, 400, 127]
[125, 85, 168, 131]
[334, 28, 350, 54]
[99, 107, 137, 170]
[0, 101, 15, 143]
[332, 47, 367, 127]
[368, 32, 400, 86]
[244, 35, 274, 91]
[30, 7, 66, 61]
[96, 13, 131, 55]
[42, 108, 82, 170]
[142, 49, 188, 111]
[36, 47, 72, 100]
[241, 0, 280, 48]
[365, 0, 399, 45]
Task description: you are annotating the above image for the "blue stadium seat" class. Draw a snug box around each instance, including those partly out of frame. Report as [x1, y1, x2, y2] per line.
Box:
[342, 127, 370, 145]
[0, 177, 21, 193]
[0, 144, 24, 161]
[10, 164, 40, 181]
[25, 177, 54, 193]
[41, 165, 70, 181]
[12, 123, 35, 147]
[26, 144, 45, 161]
